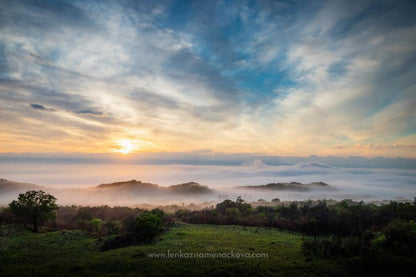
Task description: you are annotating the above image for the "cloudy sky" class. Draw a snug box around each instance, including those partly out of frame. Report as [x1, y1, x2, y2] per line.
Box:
[1, 0, 415, 157]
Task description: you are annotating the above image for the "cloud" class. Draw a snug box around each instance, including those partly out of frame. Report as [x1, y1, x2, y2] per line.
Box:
[75, 110, 106, 117]
[0, 0, 415, 156]
[30, 103, 56, 112]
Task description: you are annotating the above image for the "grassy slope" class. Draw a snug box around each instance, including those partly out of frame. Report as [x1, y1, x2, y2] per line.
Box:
[0, 223, 344, 276]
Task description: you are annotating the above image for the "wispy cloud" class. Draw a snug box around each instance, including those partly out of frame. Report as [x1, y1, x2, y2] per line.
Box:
[75, 110, 105, 117]
[30, 103, 56, 112]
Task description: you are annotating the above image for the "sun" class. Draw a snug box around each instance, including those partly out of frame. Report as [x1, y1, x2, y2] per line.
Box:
[116, 139, 135, 154]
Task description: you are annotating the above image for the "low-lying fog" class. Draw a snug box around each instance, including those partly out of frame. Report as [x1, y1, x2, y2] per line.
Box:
[1, 160, 415, 206]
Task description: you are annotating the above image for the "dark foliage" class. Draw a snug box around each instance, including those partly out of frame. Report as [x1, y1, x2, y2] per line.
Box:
[302, 219, 416, 276]
[8, 190, 58, 232]
[175, 198, 416, 237]
[101, 209, 165, 250]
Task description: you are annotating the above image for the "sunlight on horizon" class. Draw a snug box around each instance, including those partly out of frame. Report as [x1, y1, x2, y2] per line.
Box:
[115, 139, 136, 154]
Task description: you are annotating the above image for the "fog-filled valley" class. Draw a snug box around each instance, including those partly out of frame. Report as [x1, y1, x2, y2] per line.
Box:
[1, 158, 414, 206]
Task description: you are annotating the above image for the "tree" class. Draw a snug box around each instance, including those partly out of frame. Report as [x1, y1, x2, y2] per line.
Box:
[91, 218, 103, 234]
[9, 190, 58, 232]
[236, 196, 252, 215]
[216, 199, 237, 213]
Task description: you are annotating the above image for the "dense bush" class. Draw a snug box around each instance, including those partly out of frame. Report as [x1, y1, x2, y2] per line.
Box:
[101, 209, 165, 250]
[125, 209, 164, 242]
[383, 219, 416, 255]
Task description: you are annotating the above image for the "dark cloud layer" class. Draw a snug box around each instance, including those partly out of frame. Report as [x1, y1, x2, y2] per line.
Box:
[1, 152, 415, 170]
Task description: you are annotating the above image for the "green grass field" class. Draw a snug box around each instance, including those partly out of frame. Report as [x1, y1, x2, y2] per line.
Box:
[0, 223, 344, 276]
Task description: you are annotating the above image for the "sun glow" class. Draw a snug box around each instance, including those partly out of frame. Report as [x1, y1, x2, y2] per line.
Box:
[116, 139, 135, 154]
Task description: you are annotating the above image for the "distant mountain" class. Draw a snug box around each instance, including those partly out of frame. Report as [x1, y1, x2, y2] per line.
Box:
[0, 178, 42, 193]
[168, 182, 213, 194]
[236, 182, 335, 192]
[96, 180, 160, 192]
[95, 180, 213, 194]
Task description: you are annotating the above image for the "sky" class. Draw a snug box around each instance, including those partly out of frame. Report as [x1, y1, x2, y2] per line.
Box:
[1, 0, 416, 157]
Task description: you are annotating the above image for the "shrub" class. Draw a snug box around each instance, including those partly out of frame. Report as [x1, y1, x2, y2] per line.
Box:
[132, 211, 163, 242]
[101, 209, 164, 250]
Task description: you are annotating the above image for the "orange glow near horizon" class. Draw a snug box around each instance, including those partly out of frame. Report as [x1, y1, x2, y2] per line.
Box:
[115, 139, 136, 154]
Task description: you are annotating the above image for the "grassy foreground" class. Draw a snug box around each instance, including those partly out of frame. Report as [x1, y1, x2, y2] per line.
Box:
[0, 223, 343, 276]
